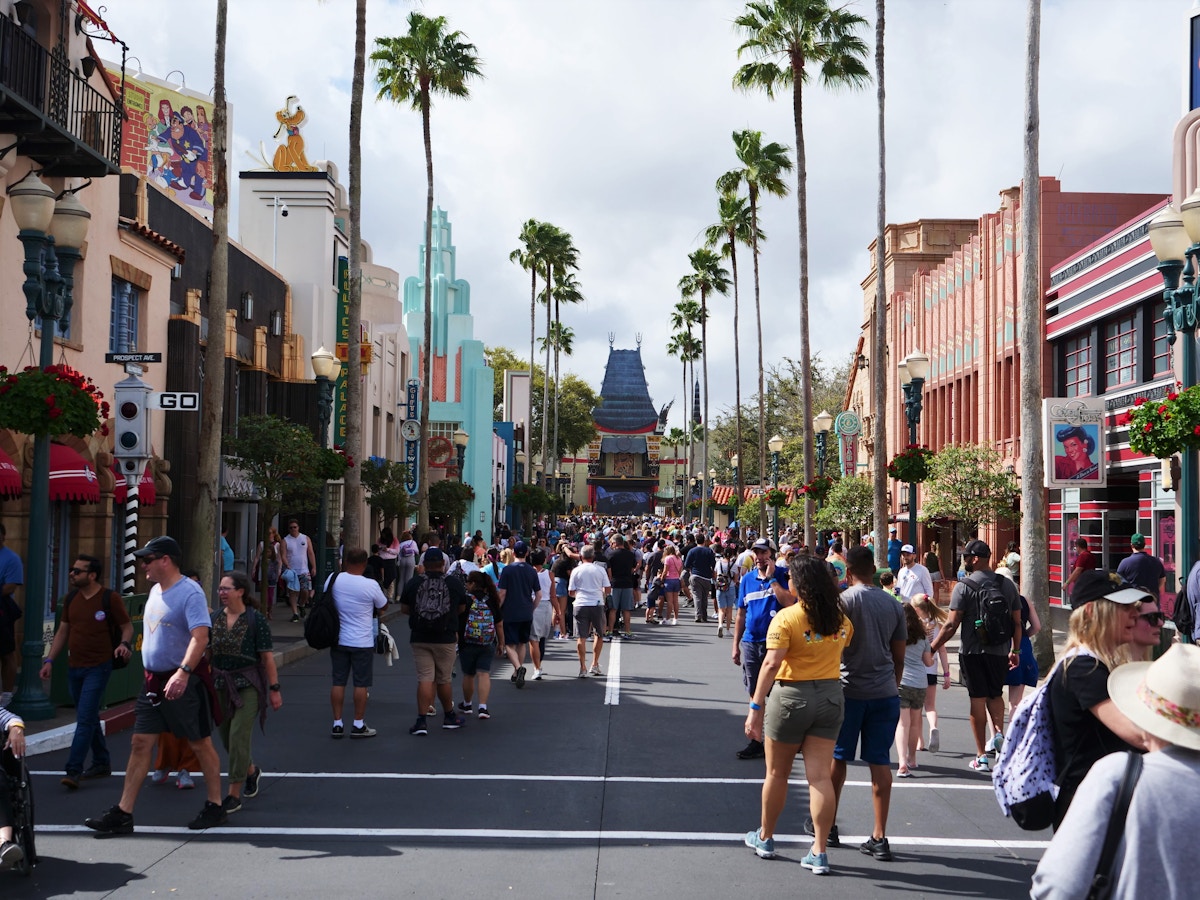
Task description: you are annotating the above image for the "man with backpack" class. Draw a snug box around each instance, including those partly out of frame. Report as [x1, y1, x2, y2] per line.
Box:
[40, 554, 133, 789]
[400, 548, 468, 735]
[929, 539, 1022, 773]
[326, 548, 389, 739]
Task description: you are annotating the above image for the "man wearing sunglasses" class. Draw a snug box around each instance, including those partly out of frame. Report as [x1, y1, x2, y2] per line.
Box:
[40, 555, 132, 789]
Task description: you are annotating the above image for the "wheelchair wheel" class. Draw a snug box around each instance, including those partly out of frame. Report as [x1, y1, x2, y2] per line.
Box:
[10, 763, 36, 875]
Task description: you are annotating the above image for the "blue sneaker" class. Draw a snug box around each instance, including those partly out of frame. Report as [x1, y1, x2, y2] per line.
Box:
[801, 850, 830, 874]
[744, 829, 776, 859]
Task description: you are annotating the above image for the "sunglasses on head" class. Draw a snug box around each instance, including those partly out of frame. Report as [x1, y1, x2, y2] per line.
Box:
[1138, 611, 1166, 625]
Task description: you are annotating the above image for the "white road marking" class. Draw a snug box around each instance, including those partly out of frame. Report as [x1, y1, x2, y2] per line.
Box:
[35, 824, 1049, 849]
[605, 639, 621, 704]
[29, 770, 992, 789]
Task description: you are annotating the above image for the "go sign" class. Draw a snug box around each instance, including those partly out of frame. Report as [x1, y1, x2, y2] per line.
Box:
[148, 392, 200, 411]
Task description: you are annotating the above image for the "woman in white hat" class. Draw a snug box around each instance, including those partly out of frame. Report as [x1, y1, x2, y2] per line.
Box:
[1032, 643, 1200, 899]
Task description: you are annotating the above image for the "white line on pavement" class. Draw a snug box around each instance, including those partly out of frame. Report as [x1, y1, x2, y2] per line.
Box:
[34, 824, 1049, 849]
[605, 639, 621, 705]
[29, 770, 993, 789]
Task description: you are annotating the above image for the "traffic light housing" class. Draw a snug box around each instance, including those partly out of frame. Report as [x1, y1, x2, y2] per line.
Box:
[112, 375, 151, 461]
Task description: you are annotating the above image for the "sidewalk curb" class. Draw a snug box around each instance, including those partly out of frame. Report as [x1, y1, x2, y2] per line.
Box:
[24, 606, 405, 756]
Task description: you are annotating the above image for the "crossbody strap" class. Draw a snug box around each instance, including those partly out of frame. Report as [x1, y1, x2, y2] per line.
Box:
[1087, 750, 1143, 900]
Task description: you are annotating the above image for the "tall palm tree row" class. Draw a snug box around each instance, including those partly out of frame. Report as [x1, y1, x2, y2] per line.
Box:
[670, 298, 704, 505]
[716, 129, 792, 538]
[666, 329, 702, 507]
[705, 192, 760, 513]
[371, 12, 482, 532]
[539, 230, 580, 481]
[733, 0, 870, 547]
[679, 249, 731, 525]
[510, 218, 551, 481]
[546, 271, 583, 480]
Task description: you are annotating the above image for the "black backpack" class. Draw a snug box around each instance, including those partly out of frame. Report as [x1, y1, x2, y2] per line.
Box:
[969, 572, 1016, 646]
[413, 573, 455, 631]
[304, 573, 341, 650]
[1174, 583, 1195, 638]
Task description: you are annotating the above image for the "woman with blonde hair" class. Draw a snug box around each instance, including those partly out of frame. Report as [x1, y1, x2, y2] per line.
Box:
[1047, 569, 1149, 828]
[911, 594, 950, 752]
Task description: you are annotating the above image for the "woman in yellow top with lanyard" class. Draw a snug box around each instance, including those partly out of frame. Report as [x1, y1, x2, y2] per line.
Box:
[744, 555, 853, 876]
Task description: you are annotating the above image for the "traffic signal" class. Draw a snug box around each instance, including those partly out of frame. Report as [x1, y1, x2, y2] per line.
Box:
[112, 375, 151, 460]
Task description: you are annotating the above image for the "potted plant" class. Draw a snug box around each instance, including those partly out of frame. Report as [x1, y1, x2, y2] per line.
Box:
[0, 364, 108, 438]
[887, 445, 935, 483]
[765, 487, 788, 508]
[1125, 385, 1200, 459]
[802, 475, 834, 504]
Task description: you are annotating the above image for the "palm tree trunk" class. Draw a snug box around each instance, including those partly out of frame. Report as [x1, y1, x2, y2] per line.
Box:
[730, 240, 744, 515]
[791, 58, 815, 549]
[750, 192, 767, 539]
[528, 267, 536, 485]
[541, 271, 552, 486]
[189, 0, 228, 595]
[342, 0, 367, 552]
[1020, 0, 1050, 670]
[552, 297, 562, 485]
[871, 0, 889, 569]
[682, 359, 689, 515]
[417, 85, 434, 535]
[701, 292, 710, 526]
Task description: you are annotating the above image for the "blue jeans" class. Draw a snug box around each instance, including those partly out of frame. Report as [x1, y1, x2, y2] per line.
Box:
[66, 662, 113, 775]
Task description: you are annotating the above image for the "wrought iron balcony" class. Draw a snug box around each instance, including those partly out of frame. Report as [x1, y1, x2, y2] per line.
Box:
[0, 14, 122, 176]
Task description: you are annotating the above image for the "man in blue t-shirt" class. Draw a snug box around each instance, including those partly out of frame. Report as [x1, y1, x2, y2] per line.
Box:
[85, 536, 226, 835]
[1115, 533, 1165, 599]
[497, 541, 542, 688]
[886, 528, 903, 574]
[732, 537, 792, 759]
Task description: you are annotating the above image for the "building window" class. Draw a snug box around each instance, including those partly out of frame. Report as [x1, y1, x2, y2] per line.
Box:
[1152, 301, 1172, 377]
[1104, 314, 1136, 389]
[110, 278, 139, 353]
[1064, 335, 1092, 397]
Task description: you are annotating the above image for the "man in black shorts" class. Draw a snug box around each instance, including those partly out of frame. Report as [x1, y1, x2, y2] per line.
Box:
[929, 539, 1021, 774]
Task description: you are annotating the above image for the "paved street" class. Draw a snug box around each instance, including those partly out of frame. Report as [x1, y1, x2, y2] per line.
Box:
[7, 615, 1046, 899]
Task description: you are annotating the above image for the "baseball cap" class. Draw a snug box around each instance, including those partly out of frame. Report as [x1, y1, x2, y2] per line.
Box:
[133, 535, 182, 561]
[889, 527, 897, 534]
[1071, 569, 1151, 607]
[752, 537, 775, 552]
[513, 541, 529, 556]
[423, 547, 445, 566]
[1130, 533, 1146, 548]
[962, 539, 991, 558]
[901, 543, 915, 553]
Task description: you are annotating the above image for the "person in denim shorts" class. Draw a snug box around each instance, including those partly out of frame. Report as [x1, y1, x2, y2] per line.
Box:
[457, 571, 501, 720]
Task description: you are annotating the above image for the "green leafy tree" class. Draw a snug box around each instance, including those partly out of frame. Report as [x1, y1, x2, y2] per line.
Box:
[484, 347, 599, 460]
[372, 12, 482, 530]
[814, 474, 874, 538]
[920, 444, 1021, 535]
[223, 415, 330, 601]
[428, 478, 475, 531]
[716, 129, 792, 536]
[734, 0, 870, 546]
[360, 458, 411, 536]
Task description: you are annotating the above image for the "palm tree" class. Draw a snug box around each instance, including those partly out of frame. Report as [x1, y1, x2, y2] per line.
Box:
[870, 0, 888, 568]
[664, 426, 687, 515]
[1020, 0, 1049, 668]
[546, 272, 582, 476]
[734, 0, 870, 546]
[372, 12, 482, 533]
[510, 218, 552, 482]
[342, 0, 368, 551]
[679, 249, 731, 525]
[716, 129, 792, 537]
[667, 330, 703, 510]
[539, 229, 579, 482]
[705, 192, 759, 512]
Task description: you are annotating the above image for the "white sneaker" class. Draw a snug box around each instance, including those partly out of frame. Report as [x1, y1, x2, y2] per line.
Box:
[717, 625, 725, 638]
[532, 668, 543, 680]
[670, 618, 679, 626]
[927, 727, 940, 753]
[992, 732, 1004, 754]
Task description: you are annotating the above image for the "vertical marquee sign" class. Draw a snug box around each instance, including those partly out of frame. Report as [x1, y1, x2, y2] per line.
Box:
[335, 256, 349, 446]
[834, 411, 861, 479]
[404, 378, 420, 495]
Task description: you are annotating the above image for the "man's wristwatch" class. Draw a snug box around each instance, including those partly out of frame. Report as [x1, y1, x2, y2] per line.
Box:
[120, 640, 132, 651]
[269, 683, 281, 692]
[179, 663, 194, 674]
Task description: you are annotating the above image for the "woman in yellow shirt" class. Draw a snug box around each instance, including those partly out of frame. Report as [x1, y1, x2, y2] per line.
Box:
[744, 555, 852, 876]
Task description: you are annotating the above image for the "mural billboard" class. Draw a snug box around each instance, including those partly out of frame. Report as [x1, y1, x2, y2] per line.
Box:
[1043, 397, 1106, 489]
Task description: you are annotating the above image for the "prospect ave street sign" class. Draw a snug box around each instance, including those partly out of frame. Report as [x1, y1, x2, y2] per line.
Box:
[105, 352, 162, 364]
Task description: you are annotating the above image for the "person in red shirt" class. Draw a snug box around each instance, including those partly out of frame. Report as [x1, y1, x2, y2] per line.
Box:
[1064, 537, 1097, 599]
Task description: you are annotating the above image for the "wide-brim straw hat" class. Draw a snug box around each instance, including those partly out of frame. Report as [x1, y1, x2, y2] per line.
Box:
[1108, 643, 1200, 752]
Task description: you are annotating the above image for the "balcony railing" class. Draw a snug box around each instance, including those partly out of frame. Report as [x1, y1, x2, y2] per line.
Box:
[0, 15, 122, 176]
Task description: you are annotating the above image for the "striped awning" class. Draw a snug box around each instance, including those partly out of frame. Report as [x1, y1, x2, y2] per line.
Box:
[112, 463, 156, 505]
[49, 444, 100, 503]
[0, 448, 20, 498]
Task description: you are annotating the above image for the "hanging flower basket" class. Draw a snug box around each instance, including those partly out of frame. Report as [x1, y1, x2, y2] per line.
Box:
[1124, 384, 1200, 459]
[0, 364, 108, 439]
[887, 445, 935, 483]
[801, 475, 833, 504]
[316, 446, 354, 480]
[765, 487, 788, 508]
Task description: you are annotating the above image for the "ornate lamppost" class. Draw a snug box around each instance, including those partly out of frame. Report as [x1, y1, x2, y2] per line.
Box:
[453, 427, 469, 541]
[514, 449, 526, 530]
[898, 350, 930, 545]
[768, 434, 783, 546]
[312, 346, 341, 591]
[814, 410, 834, 550]
[8, 172, 90, 718]
[731, 453, 740, 533]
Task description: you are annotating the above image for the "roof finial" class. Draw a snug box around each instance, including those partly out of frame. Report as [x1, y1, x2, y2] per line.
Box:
[608, 332, 615, 349]
[636, 332, 642, 348]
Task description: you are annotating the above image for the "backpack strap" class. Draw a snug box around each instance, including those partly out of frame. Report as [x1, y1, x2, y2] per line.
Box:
[1088, 751, 1143, 900]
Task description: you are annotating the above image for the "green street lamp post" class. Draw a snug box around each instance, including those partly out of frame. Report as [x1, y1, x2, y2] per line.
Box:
[514, 450, 526, 531]
[1149, 202, 1200, 586]
[731, 453, 740, 534]
[312, 346, 342, 592]
[768, 436, 783, 546]
[814, 409, 834, 550]
[453, 427, 469, 541]
[898, 350, 930, 547]
[8, 171, 91, 719]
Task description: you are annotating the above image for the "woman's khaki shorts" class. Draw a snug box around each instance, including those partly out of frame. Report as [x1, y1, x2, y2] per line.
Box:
[898, 684, 927, 710]
[765, 679, 844, 744]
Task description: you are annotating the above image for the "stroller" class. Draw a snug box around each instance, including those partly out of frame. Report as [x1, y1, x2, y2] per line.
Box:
[1, 747, 35, 876]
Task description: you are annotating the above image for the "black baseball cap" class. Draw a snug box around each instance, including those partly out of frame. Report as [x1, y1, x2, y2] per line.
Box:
[133, 535, 182, 562]
[962, 539, 991, 558]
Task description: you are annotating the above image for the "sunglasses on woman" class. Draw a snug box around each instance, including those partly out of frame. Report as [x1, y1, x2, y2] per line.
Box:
[1138, 611, 1166, 625]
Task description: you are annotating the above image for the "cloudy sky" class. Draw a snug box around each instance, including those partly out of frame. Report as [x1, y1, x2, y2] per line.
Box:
[95, 0, 1186, 429]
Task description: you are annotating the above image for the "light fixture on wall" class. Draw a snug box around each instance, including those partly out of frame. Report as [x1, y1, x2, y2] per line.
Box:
[240, 291, 253, 321]
[857, 354, 868, 370]
[269, 309, 282, 337]
[13, 2, 35, 28]
[80, 57, 97, 79]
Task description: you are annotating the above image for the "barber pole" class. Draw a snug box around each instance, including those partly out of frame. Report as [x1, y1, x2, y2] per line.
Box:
[123, 475, 139, 594]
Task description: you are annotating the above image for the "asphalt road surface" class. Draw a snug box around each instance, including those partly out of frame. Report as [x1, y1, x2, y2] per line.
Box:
[7, 616, 1047, 899]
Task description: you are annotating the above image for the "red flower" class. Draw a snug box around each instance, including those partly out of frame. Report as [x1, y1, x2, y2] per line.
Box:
[1134, 397, 1147, 406]
[47, 407, 61, 419]
[1193, 425, 1200, 436]
[1168, 392, 1179, 401]
[1118, 413, 1131, 426]
[1159, 404, 1170, 414]
[1144, 423, 1154, 433]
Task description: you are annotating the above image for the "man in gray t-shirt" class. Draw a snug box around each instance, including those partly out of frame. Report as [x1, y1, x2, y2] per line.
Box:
[828, 547, 906, 862]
